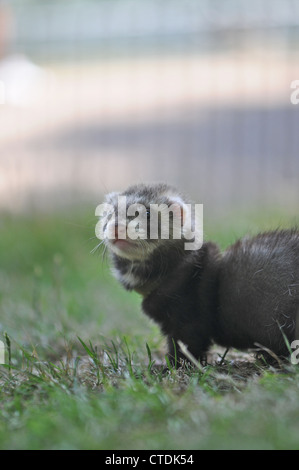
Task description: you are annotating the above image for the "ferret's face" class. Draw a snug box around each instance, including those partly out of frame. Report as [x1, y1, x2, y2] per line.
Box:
[97, 183, 188, 261]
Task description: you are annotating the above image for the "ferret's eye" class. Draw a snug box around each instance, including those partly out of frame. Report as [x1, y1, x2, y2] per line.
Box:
[104, 212, 113, 221]
[101, 212, 114, 225]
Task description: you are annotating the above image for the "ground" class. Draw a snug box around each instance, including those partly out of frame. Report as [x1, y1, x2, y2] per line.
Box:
[1, 209, 299, 450]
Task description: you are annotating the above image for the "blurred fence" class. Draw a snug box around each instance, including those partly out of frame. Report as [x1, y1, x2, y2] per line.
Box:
[1, 0, 299, 216]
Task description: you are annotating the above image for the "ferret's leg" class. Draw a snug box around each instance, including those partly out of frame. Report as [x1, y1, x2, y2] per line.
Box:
[166, 336, 208, 368]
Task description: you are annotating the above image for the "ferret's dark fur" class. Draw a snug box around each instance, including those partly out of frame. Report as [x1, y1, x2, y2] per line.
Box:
[100, 183, 299, 365]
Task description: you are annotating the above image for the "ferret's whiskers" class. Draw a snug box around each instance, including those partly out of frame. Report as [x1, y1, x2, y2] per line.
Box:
[101, 244, 108, 262]
[90, 239, 105, 255]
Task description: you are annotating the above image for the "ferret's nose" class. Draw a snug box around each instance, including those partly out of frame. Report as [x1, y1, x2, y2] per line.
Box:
[114, 223, 127, 240]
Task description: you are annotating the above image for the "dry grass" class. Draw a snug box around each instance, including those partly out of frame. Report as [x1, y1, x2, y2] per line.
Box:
[1, 209, 299, 449]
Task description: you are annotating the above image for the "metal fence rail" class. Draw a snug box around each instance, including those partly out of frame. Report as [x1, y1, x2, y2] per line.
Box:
[1, 0, 299, 215]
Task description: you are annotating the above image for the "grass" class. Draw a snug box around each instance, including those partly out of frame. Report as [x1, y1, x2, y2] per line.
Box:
[1, 205, 299, 450]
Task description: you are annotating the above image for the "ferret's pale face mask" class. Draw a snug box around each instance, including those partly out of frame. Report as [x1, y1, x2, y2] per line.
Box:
[96, 195, 187, 261]
[96, 184, 202, 260]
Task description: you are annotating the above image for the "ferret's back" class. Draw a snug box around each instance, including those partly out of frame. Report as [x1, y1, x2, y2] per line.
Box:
[214, 230, 299, 355]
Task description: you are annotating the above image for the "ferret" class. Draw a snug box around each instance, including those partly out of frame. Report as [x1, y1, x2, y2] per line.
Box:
[98, 182, 299, 365]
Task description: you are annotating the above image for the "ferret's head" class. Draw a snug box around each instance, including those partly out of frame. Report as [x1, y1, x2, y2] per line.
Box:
[96, 183, 194, 262]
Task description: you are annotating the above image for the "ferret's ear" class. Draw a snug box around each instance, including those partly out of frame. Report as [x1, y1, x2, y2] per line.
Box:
[168, 196, 189, 227]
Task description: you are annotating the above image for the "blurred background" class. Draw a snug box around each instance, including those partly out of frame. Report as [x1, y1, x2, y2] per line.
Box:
[2, 2, 299, 451]
[1, 0, 299, 217]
